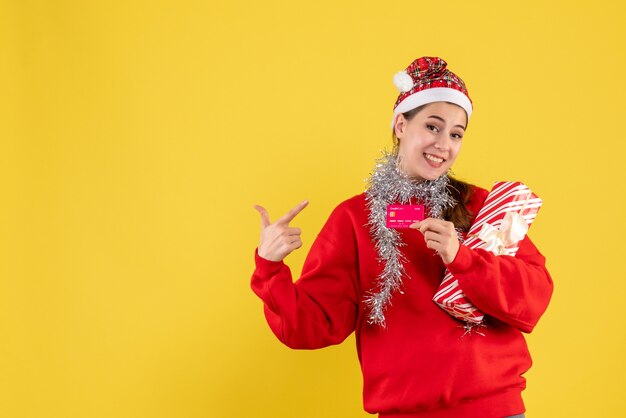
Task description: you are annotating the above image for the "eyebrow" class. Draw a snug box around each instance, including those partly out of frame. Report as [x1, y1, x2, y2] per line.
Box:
[427, 115, 466, 130]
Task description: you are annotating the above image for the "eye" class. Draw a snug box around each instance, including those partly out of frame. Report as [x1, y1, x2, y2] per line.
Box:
[451, 132, 464, 140]
[426, 124, 439, 133]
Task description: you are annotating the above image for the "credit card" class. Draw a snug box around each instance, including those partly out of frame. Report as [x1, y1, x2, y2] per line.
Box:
[386, 204, 425, 229]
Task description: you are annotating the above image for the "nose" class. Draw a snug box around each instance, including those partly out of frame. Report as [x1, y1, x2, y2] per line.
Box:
[434, 134, 451, 151]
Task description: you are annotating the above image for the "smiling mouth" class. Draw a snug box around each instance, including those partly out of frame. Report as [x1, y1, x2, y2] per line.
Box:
[423, 153, 446, 164]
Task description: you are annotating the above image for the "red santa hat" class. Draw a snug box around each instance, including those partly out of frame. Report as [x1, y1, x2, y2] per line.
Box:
[391, 57, 473, 129]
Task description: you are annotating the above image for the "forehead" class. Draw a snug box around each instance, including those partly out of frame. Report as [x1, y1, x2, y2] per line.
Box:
[420, 102, 468, 126]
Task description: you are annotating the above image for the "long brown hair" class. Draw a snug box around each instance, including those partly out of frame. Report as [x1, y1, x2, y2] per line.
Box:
[392, 104, 474, 231]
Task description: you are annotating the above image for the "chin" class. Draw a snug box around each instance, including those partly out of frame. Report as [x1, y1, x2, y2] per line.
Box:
[417, 171, 444, 181]
[406, 165, 446, 181]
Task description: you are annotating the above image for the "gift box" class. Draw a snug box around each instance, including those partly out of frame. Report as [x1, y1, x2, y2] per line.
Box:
[432, 181, 543, 324]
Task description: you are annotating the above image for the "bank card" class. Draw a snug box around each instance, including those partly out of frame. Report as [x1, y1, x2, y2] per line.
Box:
[386, 204, 425, 229]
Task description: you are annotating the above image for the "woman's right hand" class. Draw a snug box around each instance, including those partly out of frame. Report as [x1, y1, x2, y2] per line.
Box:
[253, 200, 309, 262]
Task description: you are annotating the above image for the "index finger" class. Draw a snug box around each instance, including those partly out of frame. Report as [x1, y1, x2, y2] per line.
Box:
[412, 218, 437, 233]
[416, 218, 451, 234]
[277, 200, 309, 225]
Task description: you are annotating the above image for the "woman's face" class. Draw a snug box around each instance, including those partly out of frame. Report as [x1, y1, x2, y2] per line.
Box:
[394, 102, 467, 181]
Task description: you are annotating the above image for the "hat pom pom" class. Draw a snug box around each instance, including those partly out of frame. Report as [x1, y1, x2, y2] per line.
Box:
[393, 71, 414, 93]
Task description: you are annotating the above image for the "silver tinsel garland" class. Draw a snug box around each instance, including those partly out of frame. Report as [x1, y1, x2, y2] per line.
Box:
[364, 151, 457, 327]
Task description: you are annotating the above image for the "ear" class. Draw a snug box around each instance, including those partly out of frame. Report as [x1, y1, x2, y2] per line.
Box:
[393, 113, 406, 139]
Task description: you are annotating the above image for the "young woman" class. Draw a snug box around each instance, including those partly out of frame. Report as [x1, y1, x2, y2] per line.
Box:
[251, 56, 553, 418]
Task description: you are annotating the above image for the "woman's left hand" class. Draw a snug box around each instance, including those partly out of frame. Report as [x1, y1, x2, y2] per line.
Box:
[410, 218, 459, 265]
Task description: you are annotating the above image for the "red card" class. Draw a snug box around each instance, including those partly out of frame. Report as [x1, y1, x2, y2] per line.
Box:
[386, 204, 424, 228]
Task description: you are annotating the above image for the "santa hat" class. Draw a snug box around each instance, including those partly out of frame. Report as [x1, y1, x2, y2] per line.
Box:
[391, 57, 472, 129]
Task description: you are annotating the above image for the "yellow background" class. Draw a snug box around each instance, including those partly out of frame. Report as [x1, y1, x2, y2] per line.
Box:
[1, 1, 625, 417]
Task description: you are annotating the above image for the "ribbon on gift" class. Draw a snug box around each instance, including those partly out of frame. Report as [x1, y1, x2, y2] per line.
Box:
[432, 182, 543, 327]
[475, 210, 529, 255]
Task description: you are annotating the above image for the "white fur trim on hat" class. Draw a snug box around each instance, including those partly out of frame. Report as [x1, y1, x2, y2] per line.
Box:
[390, 87, 473, 130]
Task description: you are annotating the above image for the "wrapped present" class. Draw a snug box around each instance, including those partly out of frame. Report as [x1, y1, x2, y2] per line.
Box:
[432, 181, 543, 325]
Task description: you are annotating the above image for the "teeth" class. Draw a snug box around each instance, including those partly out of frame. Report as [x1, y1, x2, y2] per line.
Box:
[424, 153, 444, 163]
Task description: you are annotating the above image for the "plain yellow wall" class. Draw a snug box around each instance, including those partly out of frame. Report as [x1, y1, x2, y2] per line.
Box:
[1, 1, 625, 417]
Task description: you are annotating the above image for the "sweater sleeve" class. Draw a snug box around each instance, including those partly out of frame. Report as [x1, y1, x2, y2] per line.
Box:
[250, 203, 359, 349]
[446, 234, 553, 333]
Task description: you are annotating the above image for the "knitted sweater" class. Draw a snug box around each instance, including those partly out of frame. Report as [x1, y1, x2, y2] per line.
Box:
[251, 186, 553, 418]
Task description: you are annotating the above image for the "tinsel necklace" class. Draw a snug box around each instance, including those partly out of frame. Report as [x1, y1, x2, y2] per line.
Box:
[364, 151, 457, 327]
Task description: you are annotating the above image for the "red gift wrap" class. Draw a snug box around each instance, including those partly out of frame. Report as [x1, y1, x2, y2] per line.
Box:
[433, 181, 543, 324]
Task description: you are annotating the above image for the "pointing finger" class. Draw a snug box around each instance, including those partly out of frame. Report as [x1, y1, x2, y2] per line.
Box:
[278, 200, 309, 225]
[253, 205, 271, 228]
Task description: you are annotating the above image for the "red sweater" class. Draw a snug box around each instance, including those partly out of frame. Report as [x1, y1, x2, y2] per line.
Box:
[251, 187, 553, 418]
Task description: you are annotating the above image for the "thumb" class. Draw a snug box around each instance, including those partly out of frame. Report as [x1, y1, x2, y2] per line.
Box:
[253, 205, 271, 228]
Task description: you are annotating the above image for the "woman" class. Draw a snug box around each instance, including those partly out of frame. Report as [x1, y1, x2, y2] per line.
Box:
[251, 56, 553, 418]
